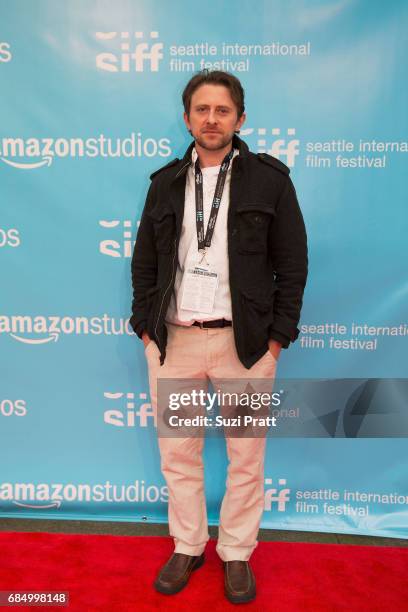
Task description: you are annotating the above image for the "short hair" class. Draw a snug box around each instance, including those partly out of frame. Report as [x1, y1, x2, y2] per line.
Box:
[182, 70, 245, 118]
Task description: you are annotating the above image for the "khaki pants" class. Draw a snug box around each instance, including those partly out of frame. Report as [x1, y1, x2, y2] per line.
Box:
[145, 322, 277, 562]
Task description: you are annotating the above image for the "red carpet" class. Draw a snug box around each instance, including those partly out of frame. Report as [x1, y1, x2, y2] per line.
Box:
[0, 531, 407, 611]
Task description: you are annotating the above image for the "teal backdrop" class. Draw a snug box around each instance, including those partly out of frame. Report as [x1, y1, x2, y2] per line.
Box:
[1, 0, 407, 538]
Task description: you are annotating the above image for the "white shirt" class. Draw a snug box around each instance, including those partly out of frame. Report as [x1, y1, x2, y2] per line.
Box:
[165, 146, 239, 326]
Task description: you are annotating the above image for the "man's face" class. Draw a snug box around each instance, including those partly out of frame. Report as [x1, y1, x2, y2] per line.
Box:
[183, 84, 246, 151]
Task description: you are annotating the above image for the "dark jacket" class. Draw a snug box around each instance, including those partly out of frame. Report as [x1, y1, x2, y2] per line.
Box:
[130, 134, 308, 369]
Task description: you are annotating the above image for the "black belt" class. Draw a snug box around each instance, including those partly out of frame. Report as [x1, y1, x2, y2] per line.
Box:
[192, 319, 232, 329]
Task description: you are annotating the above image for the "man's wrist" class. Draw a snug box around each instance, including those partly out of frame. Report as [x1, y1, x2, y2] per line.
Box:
[268, 338, 282, 360]
[142, 331, 151, 347]
[268, 329, 290, 348]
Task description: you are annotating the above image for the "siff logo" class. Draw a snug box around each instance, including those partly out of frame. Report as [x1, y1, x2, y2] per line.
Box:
[99, 220, 139, 258]
[0, 42, 12, 63]
[96, 31, 163, 72]
[264, 477, 291, 511]
[103, 391, 156, 427]
[241, 127, 300, 167]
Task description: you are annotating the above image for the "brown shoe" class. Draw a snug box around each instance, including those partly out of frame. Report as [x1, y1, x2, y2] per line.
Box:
[224, 560, 256, 604]
[154, 552, 205, 595]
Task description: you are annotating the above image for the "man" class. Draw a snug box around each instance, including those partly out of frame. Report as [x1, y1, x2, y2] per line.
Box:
[130, 70, 308, 604]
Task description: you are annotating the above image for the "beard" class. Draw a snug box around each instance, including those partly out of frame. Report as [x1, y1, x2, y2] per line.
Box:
[193, 130, 235, 151]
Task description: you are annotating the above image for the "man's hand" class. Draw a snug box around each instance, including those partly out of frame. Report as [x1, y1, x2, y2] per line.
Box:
[268, 339, 282, 361]
[142, 331, 151, 349]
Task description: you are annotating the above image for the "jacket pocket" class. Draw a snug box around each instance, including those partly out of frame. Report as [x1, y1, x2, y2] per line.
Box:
[239, 284, 277, 353]
[147, 205, 176, 253]
[235, 204, 275, 254]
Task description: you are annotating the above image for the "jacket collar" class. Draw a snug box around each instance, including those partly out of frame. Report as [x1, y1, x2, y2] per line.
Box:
[173, 133, 249, 180]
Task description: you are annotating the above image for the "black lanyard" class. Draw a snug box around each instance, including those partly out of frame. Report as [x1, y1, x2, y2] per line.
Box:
[194, 149, 234, 253]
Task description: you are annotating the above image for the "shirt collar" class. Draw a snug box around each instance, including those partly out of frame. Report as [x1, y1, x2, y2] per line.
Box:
[191, 146, 239, 167]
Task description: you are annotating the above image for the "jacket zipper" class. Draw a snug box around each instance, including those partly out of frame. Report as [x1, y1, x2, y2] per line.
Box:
[152, 159, 189, 359]
[228, 157, 239, 361]
[174, 160, 190, 179]
[154, 237, 177, 357]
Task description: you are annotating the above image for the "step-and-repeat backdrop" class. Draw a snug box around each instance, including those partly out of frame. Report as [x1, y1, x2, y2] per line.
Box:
[1, 1, 407, 538]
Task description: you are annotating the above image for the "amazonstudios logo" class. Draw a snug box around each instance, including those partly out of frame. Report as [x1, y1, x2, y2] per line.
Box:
[0, 41, 12, 63]
[0, 133, 171, 170]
